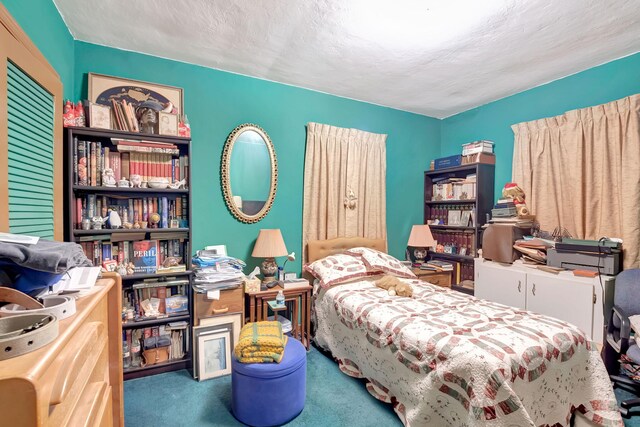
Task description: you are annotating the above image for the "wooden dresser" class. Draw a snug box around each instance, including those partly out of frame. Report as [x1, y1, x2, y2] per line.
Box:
[0, 273, 124, 426]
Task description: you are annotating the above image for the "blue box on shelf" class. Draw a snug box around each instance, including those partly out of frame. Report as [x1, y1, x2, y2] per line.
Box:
[434, 155, 463, 170]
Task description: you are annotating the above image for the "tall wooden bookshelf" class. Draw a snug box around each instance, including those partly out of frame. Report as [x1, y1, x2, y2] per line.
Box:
[63, 126, 193, 380]
[423, 163, 494, 295]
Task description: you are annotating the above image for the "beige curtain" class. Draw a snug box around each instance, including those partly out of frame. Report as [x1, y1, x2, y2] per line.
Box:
[512, 94, 640, 267]
[302, 123, 387, 261]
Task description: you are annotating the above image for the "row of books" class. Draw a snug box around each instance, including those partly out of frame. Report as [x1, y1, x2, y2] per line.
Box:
[424, 259, 475, 283]
[78, 239, 187, 274]
[431, 174, 477, 201]
[428, 204, 475, 226]
[110, 99, 140, 132]
[123, 322, 189, 370]
[73, 137, 189, 186]
[432, 230, 476, 256]
[75, 194, 188, 229]
[123, 281, 189, 322]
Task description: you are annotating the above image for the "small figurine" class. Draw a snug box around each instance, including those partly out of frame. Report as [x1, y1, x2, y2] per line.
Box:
[91, 216, 106, 229]
[102, 168, 117, 187]
[116, 262, 128, 276]
[130, 174, 142, 188]
[149, 212, 161, 228]
[163, 256, 181, 268]
[106, 209, 122, 229]
[168, 178, 186, 189]
[126, 262, 135, 276]
[123, 222, 133, 229]
[117, 178, 130, 188]
[133, 221, 141, 229]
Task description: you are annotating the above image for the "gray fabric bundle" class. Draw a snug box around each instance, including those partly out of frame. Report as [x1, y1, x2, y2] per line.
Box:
[0, 239, 92, 274]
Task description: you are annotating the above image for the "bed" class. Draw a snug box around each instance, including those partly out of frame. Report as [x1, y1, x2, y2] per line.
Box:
[307, 238, 622, 427]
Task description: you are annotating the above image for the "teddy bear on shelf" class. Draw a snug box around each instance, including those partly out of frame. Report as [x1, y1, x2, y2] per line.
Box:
[375, 275, 413, 297]
[502, 182, 531, 217]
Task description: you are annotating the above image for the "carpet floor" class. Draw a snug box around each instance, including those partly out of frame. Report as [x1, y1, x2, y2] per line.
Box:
[124, 345, 640, 426]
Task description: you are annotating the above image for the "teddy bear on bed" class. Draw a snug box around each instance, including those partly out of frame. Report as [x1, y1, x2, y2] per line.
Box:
[375, 275, 413, 297]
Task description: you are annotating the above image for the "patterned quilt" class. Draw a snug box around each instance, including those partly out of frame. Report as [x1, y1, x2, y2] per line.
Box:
[314, 278, 622, 427]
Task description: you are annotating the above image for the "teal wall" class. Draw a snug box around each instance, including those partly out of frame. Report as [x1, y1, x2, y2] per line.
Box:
[1, 0, 75, 98]
[74, 42, 440, 273]
[441, 52, 640, 198]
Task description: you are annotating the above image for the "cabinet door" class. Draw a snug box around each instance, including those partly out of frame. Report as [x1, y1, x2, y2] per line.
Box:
[526, 274, 594, 338]
[475, 263, 527, 309]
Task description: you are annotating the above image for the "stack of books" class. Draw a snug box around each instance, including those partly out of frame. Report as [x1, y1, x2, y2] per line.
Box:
[422, 260, 454, 272]
[489, 197, 534, 227]
[462, 140, 494, 156]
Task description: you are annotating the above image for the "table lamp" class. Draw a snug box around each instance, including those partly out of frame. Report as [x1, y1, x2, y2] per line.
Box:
[252, 229, 288, 282]
[407, 224, 436, 265]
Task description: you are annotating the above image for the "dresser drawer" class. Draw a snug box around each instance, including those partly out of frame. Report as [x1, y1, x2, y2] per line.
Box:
[195, 287, 243, 321]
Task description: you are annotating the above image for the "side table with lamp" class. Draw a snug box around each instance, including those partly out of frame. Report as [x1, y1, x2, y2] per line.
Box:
[408, 224, 453, 288]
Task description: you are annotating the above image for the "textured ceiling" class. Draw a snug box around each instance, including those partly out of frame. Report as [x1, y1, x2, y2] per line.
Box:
[54, 0, 640, 118]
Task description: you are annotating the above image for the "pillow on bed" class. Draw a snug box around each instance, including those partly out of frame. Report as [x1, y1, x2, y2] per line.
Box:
[344, 247, 416, 279]
[304, 253, 379, 288]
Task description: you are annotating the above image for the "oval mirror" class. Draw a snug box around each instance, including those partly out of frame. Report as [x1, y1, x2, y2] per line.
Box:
[221, 123, 278, 223]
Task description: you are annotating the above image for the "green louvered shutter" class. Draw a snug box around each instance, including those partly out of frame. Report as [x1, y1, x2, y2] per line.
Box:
[7, 60, 55, 239]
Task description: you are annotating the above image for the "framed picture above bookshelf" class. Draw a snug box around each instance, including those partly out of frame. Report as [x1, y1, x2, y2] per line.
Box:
[63, 125, 194, 379]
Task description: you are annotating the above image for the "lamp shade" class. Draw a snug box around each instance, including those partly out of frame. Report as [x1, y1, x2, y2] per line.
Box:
[407, 225, 436, 247]
[252, 229, 288, 258]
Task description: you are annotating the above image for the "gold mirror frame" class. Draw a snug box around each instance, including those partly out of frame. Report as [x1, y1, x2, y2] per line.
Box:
[221, 123, 278, 224]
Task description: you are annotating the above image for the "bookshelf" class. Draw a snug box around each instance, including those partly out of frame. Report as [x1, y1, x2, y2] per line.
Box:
[63, 126, 193, 380]
[423, 163, 494, 294]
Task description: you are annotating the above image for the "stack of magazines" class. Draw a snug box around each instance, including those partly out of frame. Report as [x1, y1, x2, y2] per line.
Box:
[192, 249, 246, 293]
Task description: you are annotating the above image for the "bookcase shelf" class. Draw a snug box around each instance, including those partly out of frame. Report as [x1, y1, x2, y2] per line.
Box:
[122, 313, 190, 329]
[64, 126, 194, 380]
[73, 185, 189, 194]
[121, 271, 193, 281]
[423, 163, 494, 291]
[123, 357, 191, 380]
[73, 228, 190, 236]
[65, 125, 191, 145]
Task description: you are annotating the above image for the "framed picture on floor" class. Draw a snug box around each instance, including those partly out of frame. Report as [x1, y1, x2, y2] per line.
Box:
[197, 329, 232, 380]
[193, 313, 241, 380]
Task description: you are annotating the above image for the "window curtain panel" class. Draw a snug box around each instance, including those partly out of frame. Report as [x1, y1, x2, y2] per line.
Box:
[512, 94, 640, 267]
[302, 123, 387, 262]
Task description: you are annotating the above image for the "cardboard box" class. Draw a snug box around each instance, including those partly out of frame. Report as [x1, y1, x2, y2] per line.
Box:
[462, 152, 496, 165]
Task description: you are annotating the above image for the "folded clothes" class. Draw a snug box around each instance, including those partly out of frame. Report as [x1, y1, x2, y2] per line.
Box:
[235, 321, 288, 363]
[0, 239, 91, 274]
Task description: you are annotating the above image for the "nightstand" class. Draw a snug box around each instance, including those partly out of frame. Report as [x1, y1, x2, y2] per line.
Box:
[412, 268, 452, 288]
[245, 281, 312, 349]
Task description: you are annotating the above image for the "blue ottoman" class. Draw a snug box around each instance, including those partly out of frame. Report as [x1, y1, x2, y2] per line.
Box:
[232, 338, 306, 427]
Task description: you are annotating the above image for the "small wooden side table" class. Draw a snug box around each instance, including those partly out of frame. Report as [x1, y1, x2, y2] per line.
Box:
[245, 282, 312, 350]
[412, 268, 452, 288]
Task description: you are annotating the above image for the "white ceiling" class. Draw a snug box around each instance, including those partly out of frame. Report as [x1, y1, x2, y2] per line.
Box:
[54, 0, 640, 118]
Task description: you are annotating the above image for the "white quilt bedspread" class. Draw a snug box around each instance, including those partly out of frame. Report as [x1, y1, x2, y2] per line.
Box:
[314, 278, 622, 427]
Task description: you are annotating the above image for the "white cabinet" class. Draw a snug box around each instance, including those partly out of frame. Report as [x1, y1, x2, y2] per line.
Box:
[474, 259, 615, 344]
[475, 266, 527, 309]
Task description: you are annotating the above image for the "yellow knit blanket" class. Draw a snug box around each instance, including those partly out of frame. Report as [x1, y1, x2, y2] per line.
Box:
[234, 321, 288, 363]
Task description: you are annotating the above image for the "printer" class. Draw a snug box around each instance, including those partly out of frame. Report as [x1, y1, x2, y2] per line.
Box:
[547, 238, 622, 275]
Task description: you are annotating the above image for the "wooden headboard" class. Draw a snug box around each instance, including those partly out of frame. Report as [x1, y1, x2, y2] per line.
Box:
[307, 237, 386, 263]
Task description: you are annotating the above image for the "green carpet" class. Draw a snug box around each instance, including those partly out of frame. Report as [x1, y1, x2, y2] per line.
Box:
[124, 345, 401, 426]
[124, 345, 640, 426]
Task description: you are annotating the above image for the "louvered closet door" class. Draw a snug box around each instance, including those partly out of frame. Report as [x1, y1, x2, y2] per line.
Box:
[7, 61, 55, 238]
[0, 6, 62, 240]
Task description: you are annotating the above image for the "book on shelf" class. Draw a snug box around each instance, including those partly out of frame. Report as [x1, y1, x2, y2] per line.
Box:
[132, 240, 159, 274]
[74, 194, 188, 229]
[72, 137, 189, 188]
